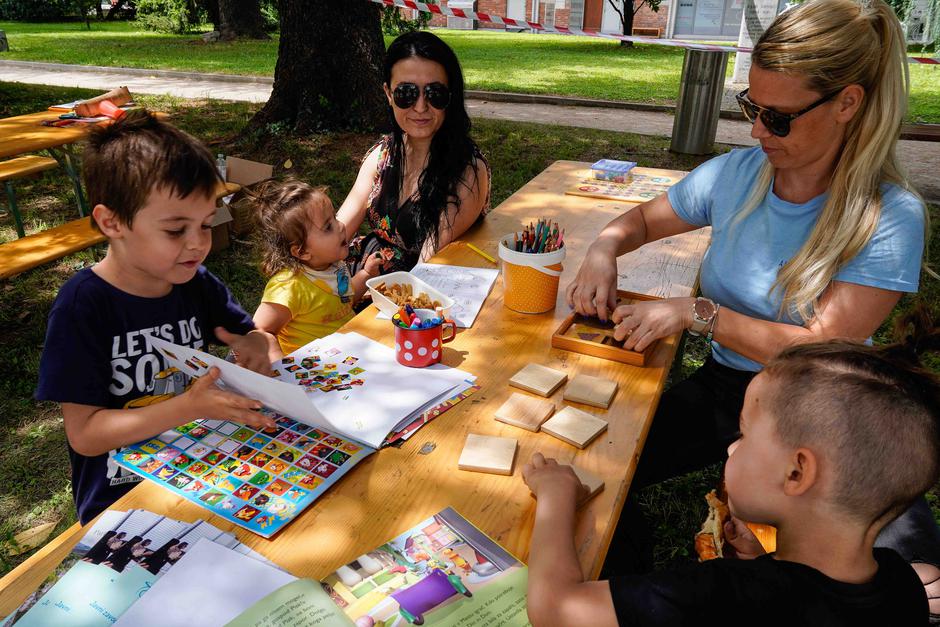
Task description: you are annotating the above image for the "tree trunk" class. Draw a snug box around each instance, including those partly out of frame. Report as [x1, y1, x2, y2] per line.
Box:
[218, 0, 270, 40]
[246, 0, 387, 134]
[620, 1, 635, 47]
[202, 0, 221, 31]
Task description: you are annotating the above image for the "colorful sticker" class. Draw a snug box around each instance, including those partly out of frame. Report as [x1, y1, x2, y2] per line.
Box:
[139, 439, 167, 455]
[231, 428, 255, 442]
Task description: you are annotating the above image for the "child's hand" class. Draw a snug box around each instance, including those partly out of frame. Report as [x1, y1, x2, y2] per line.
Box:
[723, 516, 768, 560]
[215, 327, 272, 374]
[364, 251, 384, 277]
[185, 367, 275, 429]
[523, 452, 585, 505]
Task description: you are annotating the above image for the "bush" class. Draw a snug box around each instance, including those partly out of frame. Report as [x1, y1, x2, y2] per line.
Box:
[135, 0, 202, 33]
[0, 0, 72, 20]
[260, 0, 278, 32]
[381, 5, 432, 35]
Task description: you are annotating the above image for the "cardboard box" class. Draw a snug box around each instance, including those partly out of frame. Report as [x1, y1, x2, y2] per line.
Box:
[224, 156, 274, 236]
[210, 157, 275, 251]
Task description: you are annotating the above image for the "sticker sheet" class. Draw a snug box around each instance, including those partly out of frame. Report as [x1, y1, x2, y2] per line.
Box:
[115, 413, 374, 538]
[565, 168, 687, 203]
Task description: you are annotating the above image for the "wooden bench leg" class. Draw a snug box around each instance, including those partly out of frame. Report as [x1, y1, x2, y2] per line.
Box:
[4, 182, 25, 239]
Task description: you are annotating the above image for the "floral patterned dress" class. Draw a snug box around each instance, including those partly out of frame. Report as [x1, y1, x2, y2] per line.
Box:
[348, 134, 491, 275]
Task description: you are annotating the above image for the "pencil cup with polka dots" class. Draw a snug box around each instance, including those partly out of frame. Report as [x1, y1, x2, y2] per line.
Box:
[394, 309, 456, 368]
[498, 233, 566, 314]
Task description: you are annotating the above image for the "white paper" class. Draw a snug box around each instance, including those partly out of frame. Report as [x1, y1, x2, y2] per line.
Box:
[376, 263, 499, 327]
[114, 539, 296, 627]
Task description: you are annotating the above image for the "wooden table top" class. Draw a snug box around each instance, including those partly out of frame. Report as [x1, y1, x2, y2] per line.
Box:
[0, 160, 710, 615]
[0, 111, 100, 160]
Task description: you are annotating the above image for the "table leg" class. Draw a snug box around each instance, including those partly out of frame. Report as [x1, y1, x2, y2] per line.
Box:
[4, 182, 25, 238]
[46, 148, 89, 218]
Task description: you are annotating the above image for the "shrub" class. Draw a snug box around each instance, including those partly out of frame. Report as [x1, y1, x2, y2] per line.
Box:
[135, 0, 202, 33]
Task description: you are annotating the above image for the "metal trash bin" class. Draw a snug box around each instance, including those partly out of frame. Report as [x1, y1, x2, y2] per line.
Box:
[671, 49, 730, 155]
[0, 31, 8, 53]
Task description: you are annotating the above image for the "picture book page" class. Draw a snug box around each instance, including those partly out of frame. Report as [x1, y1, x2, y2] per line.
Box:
[225, 579, 353, 627]
[113, 539, 296, 627]
[275, 332, 467, 448]
[321, 507, 530, 626]
[148, 336, 330, 431]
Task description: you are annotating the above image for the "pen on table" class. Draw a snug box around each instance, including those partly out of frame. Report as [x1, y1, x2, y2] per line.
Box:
[466, 242, 497, 264]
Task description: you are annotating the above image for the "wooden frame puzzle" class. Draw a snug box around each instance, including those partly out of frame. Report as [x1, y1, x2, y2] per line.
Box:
[551, 291, 661, 366]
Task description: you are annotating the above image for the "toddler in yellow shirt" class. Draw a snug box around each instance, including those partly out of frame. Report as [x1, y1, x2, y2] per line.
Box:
[252, 181, 382, 358]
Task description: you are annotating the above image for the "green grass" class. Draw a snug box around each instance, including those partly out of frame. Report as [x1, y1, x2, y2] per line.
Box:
[0, 22, 938, 122]
[0, 81, 938, 580]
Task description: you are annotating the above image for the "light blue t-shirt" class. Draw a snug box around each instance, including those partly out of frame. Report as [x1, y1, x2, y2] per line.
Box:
[667, 146, 924, 372]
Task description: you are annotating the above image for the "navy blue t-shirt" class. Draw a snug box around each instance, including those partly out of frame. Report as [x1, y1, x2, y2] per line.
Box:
[609, 547, 926, 626]
[36, 266, 254, 524]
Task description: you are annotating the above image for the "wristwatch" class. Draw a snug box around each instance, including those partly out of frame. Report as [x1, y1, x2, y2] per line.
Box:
[688, 297, 718, 337]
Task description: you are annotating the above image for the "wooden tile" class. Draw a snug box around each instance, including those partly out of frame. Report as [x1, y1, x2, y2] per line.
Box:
[509, 363, 568, 397]
[494, 392, 555, 432]
[563, 374, 618, 409]
[571, 465, 605, 503]
[540, 406, 608, 449]
[458, 433, 518, 475]
[528, 464, 605, 506]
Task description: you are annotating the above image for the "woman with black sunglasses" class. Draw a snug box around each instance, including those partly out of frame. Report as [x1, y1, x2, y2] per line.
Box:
[338, 31, 491, 276]
[567, 0, 940, 614]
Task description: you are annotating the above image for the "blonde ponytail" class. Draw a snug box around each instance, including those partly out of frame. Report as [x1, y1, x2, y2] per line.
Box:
[740, 0, 925, 321]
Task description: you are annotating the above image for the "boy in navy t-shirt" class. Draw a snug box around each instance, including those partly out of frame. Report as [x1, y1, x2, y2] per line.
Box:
[522, 337, 936, 626]
[37, 111, 277, 524]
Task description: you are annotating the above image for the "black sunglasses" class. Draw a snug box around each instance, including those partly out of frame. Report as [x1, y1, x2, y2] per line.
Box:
[392, 82, 451, 110]
[735, 88, 840, 138]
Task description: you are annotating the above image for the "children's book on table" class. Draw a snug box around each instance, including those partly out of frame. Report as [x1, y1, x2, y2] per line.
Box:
[114, 332, 477, 537]
[1, 509, 278, 627]
[112, 507, 529, 627]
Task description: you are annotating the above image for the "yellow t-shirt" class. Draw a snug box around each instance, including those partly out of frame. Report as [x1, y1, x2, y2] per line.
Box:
[261, 264, 355, 355]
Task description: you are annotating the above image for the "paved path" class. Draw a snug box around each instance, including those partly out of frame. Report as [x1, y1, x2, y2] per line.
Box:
[1, 60, 937, 202]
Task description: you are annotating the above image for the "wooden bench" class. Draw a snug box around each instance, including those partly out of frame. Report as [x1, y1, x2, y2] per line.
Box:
[0, 155, 60, 238]
[0, 180, 244, 279]
[632, 27, 661, 37]
[0, 217, 104, 279]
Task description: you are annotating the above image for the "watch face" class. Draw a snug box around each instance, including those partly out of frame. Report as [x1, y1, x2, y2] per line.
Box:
[694, 299, 715, 320]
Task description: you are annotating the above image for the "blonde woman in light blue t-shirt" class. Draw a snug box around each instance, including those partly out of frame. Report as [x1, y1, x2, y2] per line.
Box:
[566, 0, 938, 617]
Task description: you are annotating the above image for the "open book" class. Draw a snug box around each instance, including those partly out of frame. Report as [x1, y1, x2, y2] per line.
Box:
[149, 332, 473, 449]
[113, 508, 530, 627]
[114, 333, 477, 537]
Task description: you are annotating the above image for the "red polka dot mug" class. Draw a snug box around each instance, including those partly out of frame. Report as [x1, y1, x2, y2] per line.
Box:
[394, 310, 456, 368]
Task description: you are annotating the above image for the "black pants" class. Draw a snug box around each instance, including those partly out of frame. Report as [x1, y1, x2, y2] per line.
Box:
[605, 356, 940, 574]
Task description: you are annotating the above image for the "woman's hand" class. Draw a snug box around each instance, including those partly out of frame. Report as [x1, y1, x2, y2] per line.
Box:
[565, 240, 620, 321]
[611, 297, 695, 351]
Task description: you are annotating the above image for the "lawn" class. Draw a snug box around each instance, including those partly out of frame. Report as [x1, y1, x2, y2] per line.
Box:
[0, 81, 937, 580]
[0, 22, 938, 122]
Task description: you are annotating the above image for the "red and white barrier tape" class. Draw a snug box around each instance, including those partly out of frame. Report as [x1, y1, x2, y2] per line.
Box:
[375, 0, 939, 64]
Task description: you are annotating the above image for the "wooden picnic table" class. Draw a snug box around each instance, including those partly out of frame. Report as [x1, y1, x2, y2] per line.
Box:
[0, 111, 98, 160]
[0, 160, 710, 615]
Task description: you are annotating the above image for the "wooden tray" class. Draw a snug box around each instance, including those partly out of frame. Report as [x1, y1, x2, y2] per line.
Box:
[551, 291, 661, 366]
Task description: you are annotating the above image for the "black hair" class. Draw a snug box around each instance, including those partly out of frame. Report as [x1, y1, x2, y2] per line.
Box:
[381, 30, 481, 253]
